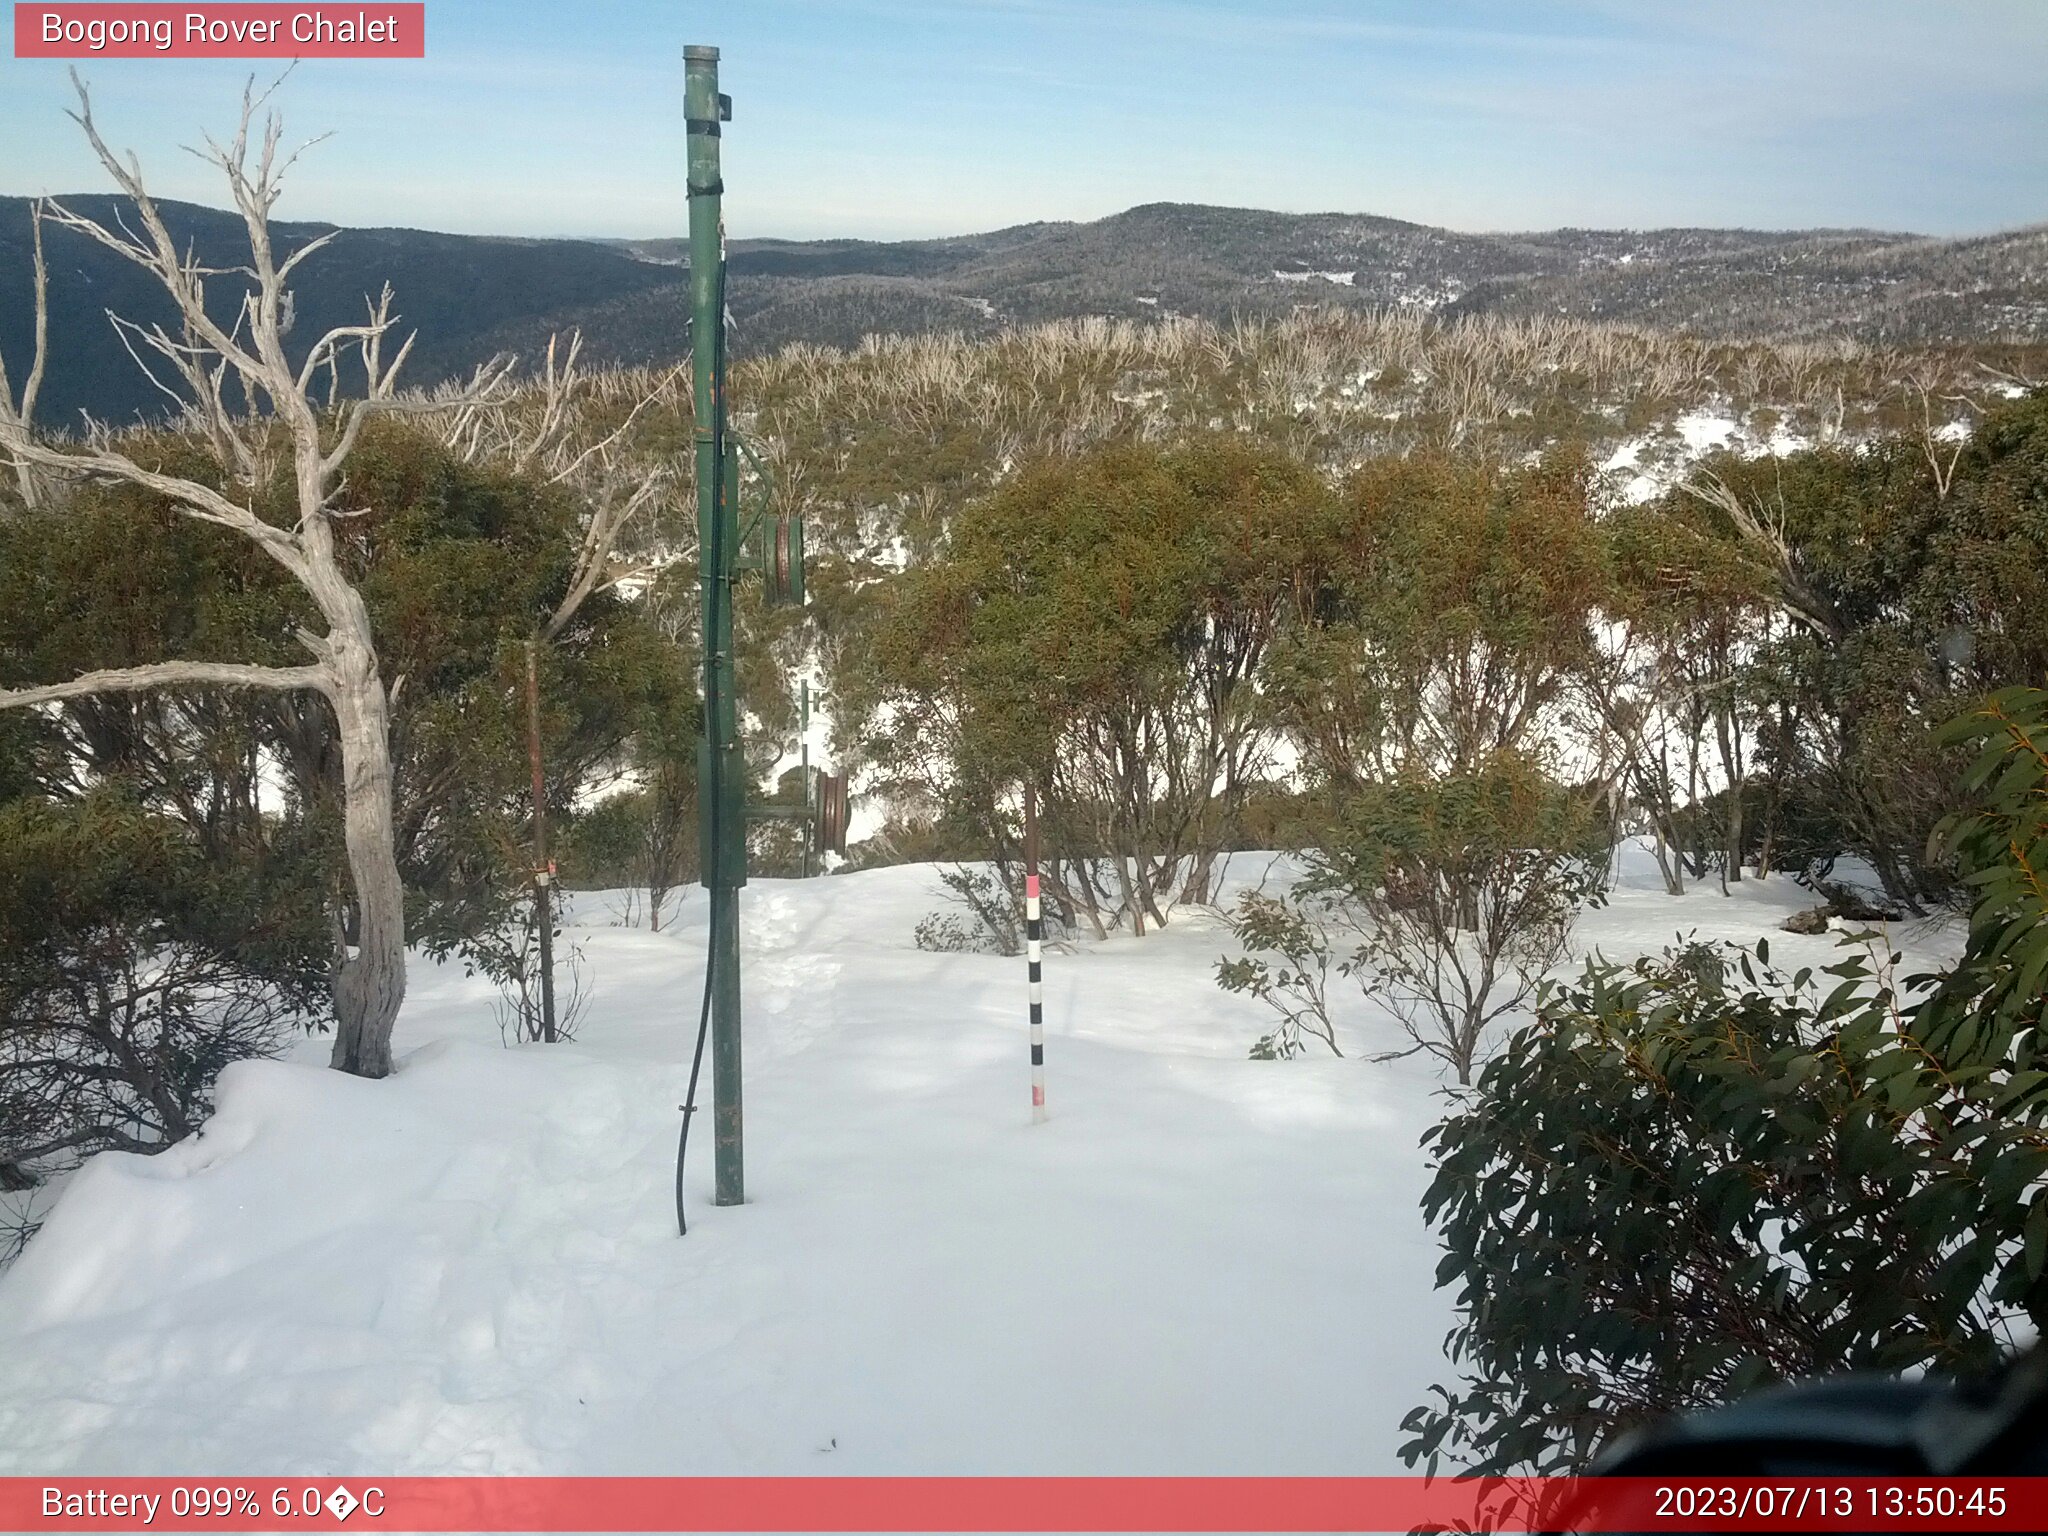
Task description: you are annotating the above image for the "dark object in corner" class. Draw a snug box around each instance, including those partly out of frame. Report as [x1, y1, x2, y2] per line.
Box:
[1593, 1349, 2048, 1477]
[1549, 1350, 2048, 1533]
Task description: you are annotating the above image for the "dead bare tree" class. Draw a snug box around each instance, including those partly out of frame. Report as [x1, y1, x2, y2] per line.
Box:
[1907, 373, 1974, 500]
[1981, 360, 2041, 396]
[441, 331, 683, 640]
[0, 199, 50, 510]
[0, 74, 511, 1078]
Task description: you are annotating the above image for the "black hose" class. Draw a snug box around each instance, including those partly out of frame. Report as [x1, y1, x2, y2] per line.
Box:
[676, 945, 714, 1236]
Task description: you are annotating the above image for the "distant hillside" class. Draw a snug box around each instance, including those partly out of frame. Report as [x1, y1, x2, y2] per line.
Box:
[0, 196, 678, 429]
[4, 196, 2044, 427]
[635, 206, 2048, 358]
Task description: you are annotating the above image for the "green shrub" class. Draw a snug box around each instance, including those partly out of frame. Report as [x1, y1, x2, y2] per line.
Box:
[1401, 688, 2048, 1476]
[0, 792, 327, 1190]
[1221, 755, 1606, 1079]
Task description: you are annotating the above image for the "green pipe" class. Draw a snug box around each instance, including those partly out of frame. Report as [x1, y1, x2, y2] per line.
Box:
[685, 43, 744, 1208]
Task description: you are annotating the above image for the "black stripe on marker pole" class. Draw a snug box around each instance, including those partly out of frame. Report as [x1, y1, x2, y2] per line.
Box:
[1025, 782, 1047, 1122]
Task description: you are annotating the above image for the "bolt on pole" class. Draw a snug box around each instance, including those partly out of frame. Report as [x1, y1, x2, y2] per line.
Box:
[686, 43, 745, 1208]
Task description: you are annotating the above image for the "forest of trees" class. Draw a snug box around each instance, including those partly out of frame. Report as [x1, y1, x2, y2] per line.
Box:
[4, 81, 2048, 1473]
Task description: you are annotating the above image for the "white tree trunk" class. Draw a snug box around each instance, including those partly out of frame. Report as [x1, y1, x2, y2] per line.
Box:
[326, 632, 406, 1076]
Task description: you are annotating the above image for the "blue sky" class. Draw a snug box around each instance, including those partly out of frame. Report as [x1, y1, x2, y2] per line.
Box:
[2, 1, 2044, 240]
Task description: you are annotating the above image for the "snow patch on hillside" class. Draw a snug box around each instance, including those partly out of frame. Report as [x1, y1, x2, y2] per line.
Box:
[1597, 403, 1828, 506]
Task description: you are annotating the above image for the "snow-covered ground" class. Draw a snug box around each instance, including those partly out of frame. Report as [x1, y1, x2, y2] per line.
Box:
[1596, 403, 1818, 507]
[0, 848, 1961, 1476]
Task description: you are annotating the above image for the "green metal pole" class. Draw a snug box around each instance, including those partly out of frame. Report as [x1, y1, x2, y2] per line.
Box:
[687, 43, 744, 1208]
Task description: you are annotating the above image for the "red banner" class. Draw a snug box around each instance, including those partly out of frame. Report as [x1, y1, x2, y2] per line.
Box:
[4, 1476, 2048, 1532]
[13, 4, 425, 58]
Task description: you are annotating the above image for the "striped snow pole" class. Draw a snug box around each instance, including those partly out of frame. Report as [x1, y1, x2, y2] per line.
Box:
[1025, 783, 1047, 1123]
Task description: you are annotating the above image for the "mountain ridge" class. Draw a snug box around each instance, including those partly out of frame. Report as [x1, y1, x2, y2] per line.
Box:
[3, 196, 2042, 427]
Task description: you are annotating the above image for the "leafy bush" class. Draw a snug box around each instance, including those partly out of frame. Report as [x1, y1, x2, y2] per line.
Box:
[1402, 687, 2048, 1477]
[1221, 757, 1605, 1080]
[471, 898, 590, 1046]
[1216, 888, 1344, 1059]
[914, 866, 1026, 956]
[911, 911, 981, 954]
[0, 793, 327, 1192]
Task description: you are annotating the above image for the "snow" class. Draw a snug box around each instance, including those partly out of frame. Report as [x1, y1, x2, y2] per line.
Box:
[1761, 422, 1813, 457]
[1596, 404, 1824, 507]
[1598, 435, 1667, 506]
[0, 850, 1962, 1476]
[1674, 408, 1738, 453]
[572, 763, 649, 812]
[1271, 268, 1356, 286]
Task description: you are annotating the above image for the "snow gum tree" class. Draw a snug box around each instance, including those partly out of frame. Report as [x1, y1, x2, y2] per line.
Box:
[1224, 448, 1608, 1077]
[1654, 391, 2048, 909]
[1578, 497, 1777, 896]
[1267, 448, 1606, 786]
[1221, 754, 1606, 1080]
[871, 436, 1329, 935]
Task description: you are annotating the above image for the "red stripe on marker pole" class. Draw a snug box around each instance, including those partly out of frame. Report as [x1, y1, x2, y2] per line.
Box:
[13, 5, 426, 58]
[7, 1477, 2048, 1531]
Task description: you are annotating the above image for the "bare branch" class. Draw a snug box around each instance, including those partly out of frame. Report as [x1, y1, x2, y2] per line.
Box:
[292, 309, 387, 395]
[544, 470, 673, 640]
[0, 199, 52, 508]
[13, 202, 51, 433]
[1981, 360, 2040, 395]
[1680, 468, 1840, 639]
[44, 213, 268, 395]
[516, 330, 583, 473]
[0, 660, 330, 711]
[276, 225, 338, 283]
[545, 360, 686, 488]
[0, 427, 308, 574]
[321, 348, 514, 481]
[1909, 377, 1969, 500]
[105, 311, 197, 413]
